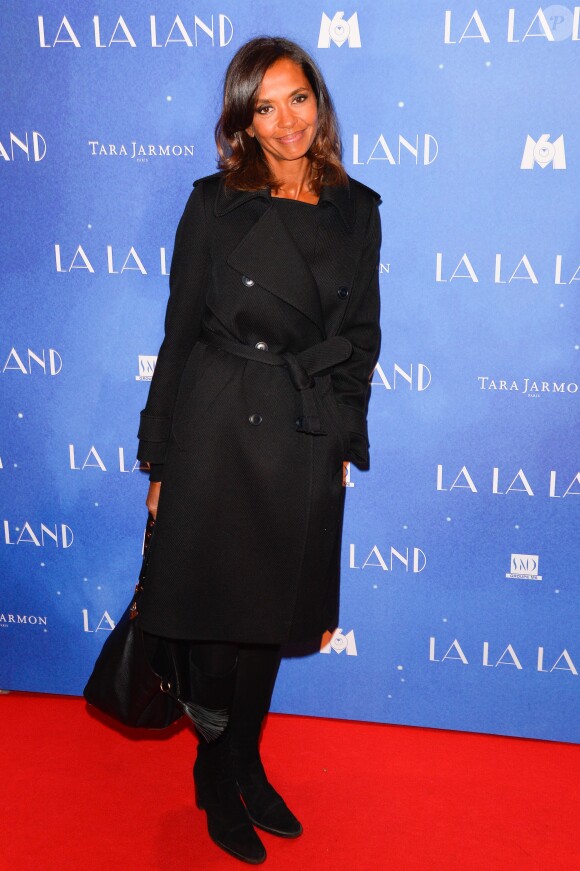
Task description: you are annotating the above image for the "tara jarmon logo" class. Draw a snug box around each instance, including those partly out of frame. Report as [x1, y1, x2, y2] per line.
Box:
[0, 612, 48, 627]
[88, 140, 194, 160]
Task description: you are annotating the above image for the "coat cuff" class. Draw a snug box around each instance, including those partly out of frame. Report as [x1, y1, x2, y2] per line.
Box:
[137, 411, 171, 442]
[137, 411, 171, 464]
[337, 404, 370, 471]
[148, 463, 164, 483]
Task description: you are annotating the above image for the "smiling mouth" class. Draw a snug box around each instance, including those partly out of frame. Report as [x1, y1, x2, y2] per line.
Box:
[276, 130, 306, 144]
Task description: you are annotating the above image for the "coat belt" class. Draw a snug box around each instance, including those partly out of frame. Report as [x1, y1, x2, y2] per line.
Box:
[200, 328, 353, 435]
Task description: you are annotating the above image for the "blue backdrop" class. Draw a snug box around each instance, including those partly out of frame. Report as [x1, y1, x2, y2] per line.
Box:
[1, 1, 578, 743]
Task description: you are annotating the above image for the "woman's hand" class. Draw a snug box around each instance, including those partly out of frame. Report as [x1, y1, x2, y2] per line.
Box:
[146, 481, 162, 519]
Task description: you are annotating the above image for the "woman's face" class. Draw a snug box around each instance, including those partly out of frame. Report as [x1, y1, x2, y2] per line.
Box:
[246, 58, 318, 170]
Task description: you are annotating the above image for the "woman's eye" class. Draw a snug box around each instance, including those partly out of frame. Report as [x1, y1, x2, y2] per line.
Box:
[256, 105, 272, 115]
[294, 93, 307, 103]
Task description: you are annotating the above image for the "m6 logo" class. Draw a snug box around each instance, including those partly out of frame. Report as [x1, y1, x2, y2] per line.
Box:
[318, 12, 361, 48]
[320, 627, 358, 656]
[521, 134, 566, 170]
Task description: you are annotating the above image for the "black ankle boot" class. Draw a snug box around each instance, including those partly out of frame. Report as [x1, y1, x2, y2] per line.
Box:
[229, 646, 302, 839]
[194, 735, 267, 865]
[232, 750, 303, 838]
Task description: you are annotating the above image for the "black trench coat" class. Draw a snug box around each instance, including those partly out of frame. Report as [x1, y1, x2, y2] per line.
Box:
[136, 172, 381, 644]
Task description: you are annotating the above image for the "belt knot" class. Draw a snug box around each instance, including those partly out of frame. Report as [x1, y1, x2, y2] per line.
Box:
[282, 353, 315, 392]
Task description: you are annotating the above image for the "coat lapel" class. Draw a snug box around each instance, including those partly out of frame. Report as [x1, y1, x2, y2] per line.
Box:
[217, 182, 324, 332]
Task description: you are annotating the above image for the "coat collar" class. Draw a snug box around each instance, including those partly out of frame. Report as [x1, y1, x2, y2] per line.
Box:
[214, 175, 356, 231]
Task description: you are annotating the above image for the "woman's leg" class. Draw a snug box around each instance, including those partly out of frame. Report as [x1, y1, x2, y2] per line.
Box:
[230, 644, 303, 838]
[189, 640, 238, 677]
[190, 641, 267, 865]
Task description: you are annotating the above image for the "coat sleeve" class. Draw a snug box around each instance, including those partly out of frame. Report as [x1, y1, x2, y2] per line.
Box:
[333, 201, 382, 471]
[137, 182, 210, 471]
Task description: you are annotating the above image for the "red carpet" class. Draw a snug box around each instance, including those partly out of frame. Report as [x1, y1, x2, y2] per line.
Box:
[1, 693, 578, 871]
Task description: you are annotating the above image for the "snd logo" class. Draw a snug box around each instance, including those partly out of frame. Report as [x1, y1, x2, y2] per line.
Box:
[506, 553, 543, 580]
[318, 12, 361, 47]
[136, 355, 157, 382]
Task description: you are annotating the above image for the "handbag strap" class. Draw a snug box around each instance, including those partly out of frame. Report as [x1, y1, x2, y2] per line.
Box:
[130, 513, 156, 618]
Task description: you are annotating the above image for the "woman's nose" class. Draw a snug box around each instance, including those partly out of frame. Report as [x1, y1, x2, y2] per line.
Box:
[277, 105, 294, 129]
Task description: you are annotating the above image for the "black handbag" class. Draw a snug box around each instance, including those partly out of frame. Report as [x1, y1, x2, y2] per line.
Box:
[83, 515, 227, 736]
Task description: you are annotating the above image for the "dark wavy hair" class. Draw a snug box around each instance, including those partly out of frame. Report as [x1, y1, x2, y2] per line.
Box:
[215, 36, 347, 194]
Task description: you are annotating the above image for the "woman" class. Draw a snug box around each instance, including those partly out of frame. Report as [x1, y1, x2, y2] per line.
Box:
[137, 36, 381, 864]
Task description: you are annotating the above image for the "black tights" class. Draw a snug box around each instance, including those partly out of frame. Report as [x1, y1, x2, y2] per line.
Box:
[188, 641, 239, 677]
[189, 641, 281, 681]
[189, 641, 282, 743]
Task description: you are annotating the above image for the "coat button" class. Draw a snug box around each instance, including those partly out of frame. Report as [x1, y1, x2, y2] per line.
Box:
[249, 413, 262, 426]
[255, 341, 269, 351]
[337, 286, 349, 299]
[295, 417, 305, 428]
[242, 275, 255, 287]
